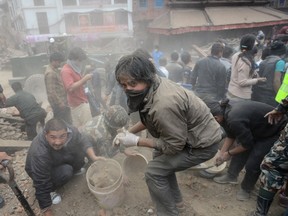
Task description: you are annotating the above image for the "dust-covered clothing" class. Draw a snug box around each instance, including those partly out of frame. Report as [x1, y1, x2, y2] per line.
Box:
[61, 64, 88, 107]
[260, 133, 288, 192]
[140, 77, 222, 216]
[80, 115, 122, 158]
[25, 125, 92, 210]
[45, 64, 72, 124]
[259, 97, 288, 192]
[223, 101, 286, 192]
[228, 51, 258, 99]
[71, 102, 92, 128]
[61, 64, 91, 127]
[166, 61, 183, 83]
[191, 56, 227, 100]
[5, 90, 46, 140]
[105, 71, 128, 111]
[141, 77, 222, 154]
[252, 55, 284, 107]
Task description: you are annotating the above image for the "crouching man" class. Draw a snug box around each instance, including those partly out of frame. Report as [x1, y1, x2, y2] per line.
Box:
[25, 118, 103, 216]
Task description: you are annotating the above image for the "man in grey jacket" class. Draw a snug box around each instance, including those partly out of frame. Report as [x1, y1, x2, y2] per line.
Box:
[113, 53, 223, 216]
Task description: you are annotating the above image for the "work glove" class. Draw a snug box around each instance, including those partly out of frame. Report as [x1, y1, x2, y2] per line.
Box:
[113, 131, 139, 147]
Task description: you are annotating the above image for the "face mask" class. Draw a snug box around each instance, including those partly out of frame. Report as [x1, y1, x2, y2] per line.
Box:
[125, 88, 149, 113]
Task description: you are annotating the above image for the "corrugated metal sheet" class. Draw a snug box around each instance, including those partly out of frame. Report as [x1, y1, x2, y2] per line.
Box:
[148, 6, 288, 35]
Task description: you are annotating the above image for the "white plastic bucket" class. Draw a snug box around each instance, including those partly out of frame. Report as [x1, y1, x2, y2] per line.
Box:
[123, 153, 148, 178]
[86, 159, 125, 209]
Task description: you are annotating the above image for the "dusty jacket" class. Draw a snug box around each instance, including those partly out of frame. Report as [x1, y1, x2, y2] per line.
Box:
[44, 64, 68, 109]
[228, 51, 258, 99]
[25, 125, 92, 209]
[191, 56, 227, 100]
[139, 77, 222, 155]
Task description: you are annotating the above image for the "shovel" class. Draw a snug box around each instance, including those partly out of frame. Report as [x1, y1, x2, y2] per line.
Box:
[0, 160, 35, 216]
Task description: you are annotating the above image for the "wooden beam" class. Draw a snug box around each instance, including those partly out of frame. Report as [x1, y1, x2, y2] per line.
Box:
[0, 139, 31, 148]
[191, 44, 208, 57]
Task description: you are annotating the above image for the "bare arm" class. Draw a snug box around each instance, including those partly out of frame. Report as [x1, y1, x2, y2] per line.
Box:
[86, 147, 105, 161]
[128, 121, 146, 134]
[67, 74, 92, 93]
[219, 137, 235, 154]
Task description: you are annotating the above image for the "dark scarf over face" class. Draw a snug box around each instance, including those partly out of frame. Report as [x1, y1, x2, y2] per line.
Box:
[125, 87, 150, 114]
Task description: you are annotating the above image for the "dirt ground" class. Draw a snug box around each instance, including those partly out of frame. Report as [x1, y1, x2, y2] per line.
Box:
[0, 69, 286, 216]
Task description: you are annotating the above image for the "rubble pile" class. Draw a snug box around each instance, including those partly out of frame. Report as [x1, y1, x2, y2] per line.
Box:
[0, 114, 27, 140]
[0, 149, 40, 216]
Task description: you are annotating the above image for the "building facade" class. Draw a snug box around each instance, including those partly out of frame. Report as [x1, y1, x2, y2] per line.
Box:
[7, 0, 133, 43]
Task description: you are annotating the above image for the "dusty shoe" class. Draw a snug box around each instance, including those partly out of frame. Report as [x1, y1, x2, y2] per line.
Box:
[176, 201, 186, 213]
[236, 189, 250, 201]
[198, 170, 217, 179]
[213, 173, 238, 184]
[50, 192, 61, 205]
[0, 195, 5, 208]
[279, 192, 288, 208]
[74, 167, 86, 176]
[246, 211, 260, 216]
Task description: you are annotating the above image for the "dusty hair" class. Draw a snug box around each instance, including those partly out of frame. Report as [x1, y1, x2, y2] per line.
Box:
[44, 118, 67, 133]
[115, 53, 156, 85]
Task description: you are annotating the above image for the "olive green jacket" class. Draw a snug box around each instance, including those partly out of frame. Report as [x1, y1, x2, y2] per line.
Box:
[140, 77, 222, 155]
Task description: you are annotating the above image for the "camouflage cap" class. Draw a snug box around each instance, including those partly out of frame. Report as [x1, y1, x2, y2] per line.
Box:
[103, 105, 129, 129]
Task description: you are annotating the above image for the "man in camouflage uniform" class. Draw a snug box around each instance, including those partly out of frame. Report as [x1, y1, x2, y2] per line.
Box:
[250, 96, 288, 216]
[79, 105, 129, 158]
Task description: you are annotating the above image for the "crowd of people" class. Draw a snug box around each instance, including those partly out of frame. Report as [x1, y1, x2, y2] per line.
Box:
[1, 29, 288, 216]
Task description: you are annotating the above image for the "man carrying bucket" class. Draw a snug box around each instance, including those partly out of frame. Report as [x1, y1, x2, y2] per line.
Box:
[113, 53, 223, 215]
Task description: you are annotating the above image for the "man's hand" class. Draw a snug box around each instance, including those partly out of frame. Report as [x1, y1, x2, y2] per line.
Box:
[215, 152, 231, 166]
[264, 109, 284, 124]
[92, 156, 106, 162]
[123, 148, 139, 157]
[0, 152, 12, 170]
[43, 208, 53, 216]
[83, 74, 93, 82]
[0, 92, 6, 107]
[113, 131, 139, 147]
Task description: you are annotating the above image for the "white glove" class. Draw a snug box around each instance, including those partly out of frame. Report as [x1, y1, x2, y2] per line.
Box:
[113, 131, 139, 147]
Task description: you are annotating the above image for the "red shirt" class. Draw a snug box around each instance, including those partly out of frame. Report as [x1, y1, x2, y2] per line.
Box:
[61, 64, 88, 107]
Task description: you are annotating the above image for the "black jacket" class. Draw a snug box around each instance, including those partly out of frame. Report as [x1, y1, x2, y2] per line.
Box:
[191, 56, 227, 100]
[223, 101, 287, 149]
[25, 125, 92, 209]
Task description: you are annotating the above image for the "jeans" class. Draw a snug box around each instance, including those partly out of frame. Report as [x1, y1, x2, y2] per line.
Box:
[51, 164, 74, 190]
[227, 136, 278, 192]
[145, 143, 218, 216]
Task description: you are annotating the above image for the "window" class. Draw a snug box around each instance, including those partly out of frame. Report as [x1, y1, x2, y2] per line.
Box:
[114, 0, 127, 3]
[34, 0, 45, 6]
[62, 0, 77, 6]
[78, 14, 90, 26]
[139, 0, 148, 8]
[103, 12, 115, 25]
[79, 0, 111, 5]
[90, 13, 103, 26]
[279, 0, 286, 7]
[154, 0, 164, 7]
[115, 11, 127, 25]
[36, 12, 49, 34]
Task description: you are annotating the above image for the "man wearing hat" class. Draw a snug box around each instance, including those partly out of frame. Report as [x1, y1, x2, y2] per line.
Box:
[252, 40, 287, 107]
[79, 105, 130, 158]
